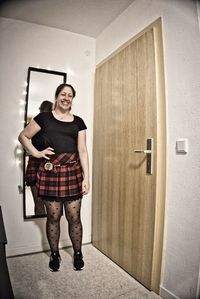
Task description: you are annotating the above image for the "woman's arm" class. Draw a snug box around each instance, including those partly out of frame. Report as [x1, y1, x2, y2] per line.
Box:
[18, 119, 54, 159]
[78, 130, 90, 195]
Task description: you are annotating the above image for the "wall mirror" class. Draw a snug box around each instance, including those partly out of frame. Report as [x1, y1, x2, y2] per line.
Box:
[23, 67, 67, 219]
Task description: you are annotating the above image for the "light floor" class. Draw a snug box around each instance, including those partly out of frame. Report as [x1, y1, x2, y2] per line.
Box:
[7, 244, 162, 299]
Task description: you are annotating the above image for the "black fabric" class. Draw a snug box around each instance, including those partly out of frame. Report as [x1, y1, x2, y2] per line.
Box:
[34, 112, 87, 154]
[31, 130, 45, 151]
[26, 112, 50, 150]
[44, 199, 82, 253]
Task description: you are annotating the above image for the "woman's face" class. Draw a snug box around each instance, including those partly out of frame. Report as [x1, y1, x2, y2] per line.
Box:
[56, 86, 73, 111]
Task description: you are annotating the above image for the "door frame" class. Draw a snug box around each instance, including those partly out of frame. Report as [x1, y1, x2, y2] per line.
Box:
[93, 18, 167, 293]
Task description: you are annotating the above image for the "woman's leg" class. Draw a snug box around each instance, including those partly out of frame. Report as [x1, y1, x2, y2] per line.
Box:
[64, 199, 82, 253]
[44, 200, 63, 271]
[64, 199, 84, 270]
[30, 186, 46, 215]
[44, 200, 63, 252]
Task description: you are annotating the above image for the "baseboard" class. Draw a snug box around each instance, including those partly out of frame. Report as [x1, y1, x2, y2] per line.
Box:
[6, 241, 54, 257]
[6, 234, 91, 257]
[160, 286, 181, 299]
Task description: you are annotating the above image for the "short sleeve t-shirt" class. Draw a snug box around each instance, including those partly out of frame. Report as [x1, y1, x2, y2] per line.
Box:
[33, 112, 87, 154]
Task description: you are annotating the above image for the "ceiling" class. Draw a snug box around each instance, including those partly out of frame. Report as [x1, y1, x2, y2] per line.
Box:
[0, 0, 134, 38]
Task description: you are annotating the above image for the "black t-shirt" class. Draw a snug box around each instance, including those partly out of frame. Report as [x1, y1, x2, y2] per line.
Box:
[33, 112, 87, 154]
[31, 130, 45, 151]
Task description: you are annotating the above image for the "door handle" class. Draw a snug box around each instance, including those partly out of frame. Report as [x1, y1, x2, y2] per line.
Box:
[134, 150, 152, 154]
[134, 138, 153, 175]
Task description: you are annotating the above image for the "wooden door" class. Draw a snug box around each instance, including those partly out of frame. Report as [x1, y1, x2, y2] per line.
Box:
[92, 19, 166, 292]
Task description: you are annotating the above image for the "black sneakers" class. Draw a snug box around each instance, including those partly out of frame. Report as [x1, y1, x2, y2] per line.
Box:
[49, 251, 61, 272]
[49, 250, 84, 271]
[73, 252, 84, 270]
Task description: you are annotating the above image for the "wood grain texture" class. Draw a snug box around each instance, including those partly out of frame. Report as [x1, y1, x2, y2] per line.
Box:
[92, 19, 166, 292]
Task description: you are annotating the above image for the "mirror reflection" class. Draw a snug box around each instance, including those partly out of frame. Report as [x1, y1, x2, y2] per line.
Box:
[23, 67, 67, 219]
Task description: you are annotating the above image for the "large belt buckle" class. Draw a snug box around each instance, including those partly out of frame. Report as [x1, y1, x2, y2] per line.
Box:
[44, 161, 53, 171]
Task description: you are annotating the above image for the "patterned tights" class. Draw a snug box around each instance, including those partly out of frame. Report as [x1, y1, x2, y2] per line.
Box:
[44, 199, 82, 253]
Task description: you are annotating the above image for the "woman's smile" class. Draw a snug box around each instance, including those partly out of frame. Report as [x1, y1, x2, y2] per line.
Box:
[61, 100, 70, 105]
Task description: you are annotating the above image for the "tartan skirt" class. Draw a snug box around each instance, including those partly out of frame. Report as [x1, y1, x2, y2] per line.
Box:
[36, 152, 83, 200]
[25, 156, 43, 186]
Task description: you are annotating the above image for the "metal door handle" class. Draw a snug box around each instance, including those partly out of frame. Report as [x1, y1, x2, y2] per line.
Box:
[134, 150, 152, 154]
[134, 138, 153, 175]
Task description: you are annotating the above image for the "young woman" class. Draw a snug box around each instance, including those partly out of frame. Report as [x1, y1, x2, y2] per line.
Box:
[25, 100, 53, 216]
[19, 83, 89, 271]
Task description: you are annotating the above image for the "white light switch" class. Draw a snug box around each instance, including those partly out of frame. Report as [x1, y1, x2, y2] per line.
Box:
[176, 139, 188, 154]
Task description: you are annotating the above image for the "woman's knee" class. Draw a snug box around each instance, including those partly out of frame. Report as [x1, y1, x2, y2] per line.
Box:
[47, 212, 61, 223]
[67, 214, 81, 225]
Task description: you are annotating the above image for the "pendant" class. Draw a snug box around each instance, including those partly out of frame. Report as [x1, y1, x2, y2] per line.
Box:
[44, 161, 53, 171]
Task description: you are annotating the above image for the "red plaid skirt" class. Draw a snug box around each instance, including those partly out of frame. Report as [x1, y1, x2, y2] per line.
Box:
[25, 156, 43, 186]
[36, 153, 83, 200]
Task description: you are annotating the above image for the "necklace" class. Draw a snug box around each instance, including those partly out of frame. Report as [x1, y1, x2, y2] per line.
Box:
[53, 111, 72, 121]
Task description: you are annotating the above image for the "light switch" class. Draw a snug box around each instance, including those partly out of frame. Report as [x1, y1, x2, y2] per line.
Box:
[176, 138, 188, 154]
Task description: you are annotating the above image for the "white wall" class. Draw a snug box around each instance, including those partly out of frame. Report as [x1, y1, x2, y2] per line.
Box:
[0, 17, 95, 255]
[96, 0, 200, 299]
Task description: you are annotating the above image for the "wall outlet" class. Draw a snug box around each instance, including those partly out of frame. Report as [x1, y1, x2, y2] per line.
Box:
[176, 138, 188, 154]
[18, 185, 23, 194]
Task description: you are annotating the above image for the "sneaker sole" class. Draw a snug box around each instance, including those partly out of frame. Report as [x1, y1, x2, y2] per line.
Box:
[73, 263, 84, 271]
[49, 267, 60, 272]
[73, 266, 84, 271]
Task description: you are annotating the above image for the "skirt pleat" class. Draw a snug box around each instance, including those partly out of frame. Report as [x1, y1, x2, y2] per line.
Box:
[36, 153, 83, 200]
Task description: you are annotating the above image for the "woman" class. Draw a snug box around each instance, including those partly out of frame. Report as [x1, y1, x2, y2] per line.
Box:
[18, 84, 89, 271]
[25, 100, 53, 216]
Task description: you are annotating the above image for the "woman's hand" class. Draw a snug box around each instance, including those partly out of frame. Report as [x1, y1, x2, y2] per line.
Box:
[82, 179, 90, 195]
[34, 147, 55, 159]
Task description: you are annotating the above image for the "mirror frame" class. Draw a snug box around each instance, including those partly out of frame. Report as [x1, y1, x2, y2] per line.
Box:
[23, 67, 67, 219]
